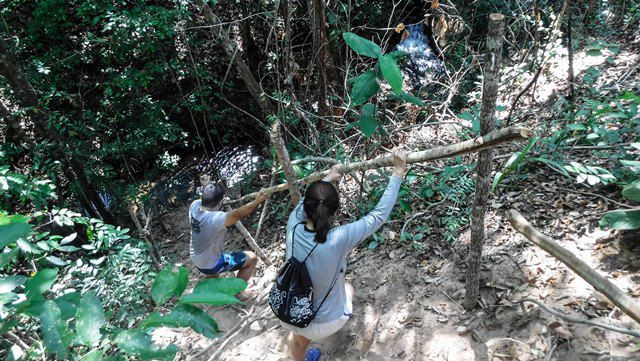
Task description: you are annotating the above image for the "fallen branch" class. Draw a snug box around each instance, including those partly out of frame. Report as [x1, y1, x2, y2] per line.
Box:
[227, 126, 533, 205]
[508, 209, 640, 327]
[519, 298, 640, 338]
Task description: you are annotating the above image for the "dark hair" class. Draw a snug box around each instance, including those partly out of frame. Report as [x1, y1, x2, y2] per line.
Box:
[202, 183, 225, 208]
[303, 181, 339, 243]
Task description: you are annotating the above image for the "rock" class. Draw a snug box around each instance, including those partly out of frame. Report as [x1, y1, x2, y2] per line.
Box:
[457, 326, 470, 336]
[250, 321, 262, 332]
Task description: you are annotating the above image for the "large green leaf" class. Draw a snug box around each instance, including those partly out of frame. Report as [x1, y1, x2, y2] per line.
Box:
[342, 32, 381, 58]
[358, 103, 378, 138]
[141, 304, 220, 339]
[25, 269, 58, 301]
[379, 54, 403, 93]
[178, 278, 246, 306]
[151, 265, 187, 306]
[0, 275, 27, 293]
[76, 292, 105, 346]
[0, 215, 32, 249]
[600, 209, 640, 230]
[350, 70, 380, 106]
[40, 300, 69, 360]
[116, 329, 178, 361]
[621, 180, 640, 202]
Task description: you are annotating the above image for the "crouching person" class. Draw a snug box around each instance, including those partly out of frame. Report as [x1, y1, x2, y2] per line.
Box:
[189, 181, 268, 300]
[270, 151, 407, 361]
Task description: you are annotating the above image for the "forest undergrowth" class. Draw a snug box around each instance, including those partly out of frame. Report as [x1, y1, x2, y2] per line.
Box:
[1, 0, 640, 360]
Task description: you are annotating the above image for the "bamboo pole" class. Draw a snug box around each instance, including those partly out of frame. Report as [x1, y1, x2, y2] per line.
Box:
[508, 209, 640, 326]
[226, 125, 533, 206]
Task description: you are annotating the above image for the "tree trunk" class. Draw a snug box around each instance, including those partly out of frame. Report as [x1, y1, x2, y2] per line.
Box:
[0, 99, 26, 146]
[269, 120, 302, 204]
[0, 37, 39, 109]
[197, 0, 275, 116]
[566, 0, 575, 103]
[463, 13, 505, 311]
[312, 0, 331, 113]
[229, 125, 531, 205]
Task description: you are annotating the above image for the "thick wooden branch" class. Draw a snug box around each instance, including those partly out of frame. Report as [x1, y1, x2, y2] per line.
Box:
[508, 209, 640, 326]
[227, 125, 532, 206]
[269, 120, 302, 204]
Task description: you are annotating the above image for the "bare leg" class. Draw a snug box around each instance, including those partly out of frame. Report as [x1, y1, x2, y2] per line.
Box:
[236, 251, 258, 300]
[236, 251, 258, 282]
[290, 333, 312, 361]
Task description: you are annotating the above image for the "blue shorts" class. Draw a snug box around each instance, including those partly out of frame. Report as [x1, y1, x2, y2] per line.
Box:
[198, 252, 247, 275]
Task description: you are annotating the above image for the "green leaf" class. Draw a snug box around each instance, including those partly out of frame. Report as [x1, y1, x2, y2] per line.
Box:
[0, 248, 20, 268]
[621, 160, 640, 173]
[79, 349, 103, 361]
[151, 266, 182, 306]
[0, 215, 32, 249]
[396, 92, 425, 106]
[622, 180, 640, 202]
[60, 233, 77, 245]
[350, 70, 380, 106]
[16, 239, 37, 253]
[40, 300, 68, 360]
[176, 267, 189, 298]
[46, 256, 69, 266]
[342, 32, 381, 58]
[141, 304, 220, 339]
[55, 292, 81, 320]
[0, 275, 27, 293]
[379, 54, 403, 93]
[178, 278, 247, 306]
[25, 269, 58, 301]
[76, 292, 106, 346]
[600, 209, 640, 230]
[116, 329, 178, 361]
[358, 103, 378, 138]
[368, 241, 378, 249]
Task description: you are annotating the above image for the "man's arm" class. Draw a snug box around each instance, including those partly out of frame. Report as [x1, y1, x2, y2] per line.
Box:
[224, 190, 269, 227]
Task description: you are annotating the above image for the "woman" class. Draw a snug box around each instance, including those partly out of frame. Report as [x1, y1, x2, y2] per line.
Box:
[281, 151, 408, 361]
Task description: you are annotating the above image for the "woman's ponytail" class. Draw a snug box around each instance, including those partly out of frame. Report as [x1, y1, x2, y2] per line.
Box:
[303, 181, 339, 243]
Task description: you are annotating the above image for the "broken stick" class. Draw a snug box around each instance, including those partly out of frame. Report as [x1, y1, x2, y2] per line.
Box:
[227, 125, 533, 206]
[508, 209, 640, 326]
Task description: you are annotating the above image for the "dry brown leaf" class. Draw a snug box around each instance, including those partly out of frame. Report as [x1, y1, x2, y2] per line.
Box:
[431, 0, 440, 9]
[401, 29, 410, 41]
[550, 322, 573, 339]
[395, 23, 405, 33]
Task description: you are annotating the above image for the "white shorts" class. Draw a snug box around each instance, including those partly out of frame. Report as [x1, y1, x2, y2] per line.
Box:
[280, 284, 353, 341]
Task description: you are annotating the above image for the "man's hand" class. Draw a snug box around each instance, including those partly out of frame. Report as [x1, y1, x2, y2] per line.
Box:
[322, 164, 343, 182]
[391, 150, 408, 177]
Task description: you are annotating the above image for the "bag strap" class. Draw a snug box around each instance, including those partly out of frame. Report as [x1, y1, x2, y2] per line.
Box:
[291, 221, 318, 261]
[311, 264, 340, 319]
[292, 221, 339, 317]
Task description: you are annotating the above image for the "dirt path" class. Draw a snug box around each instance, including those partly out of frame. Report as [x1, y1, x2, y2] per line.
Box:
[148, 43, 640, 361]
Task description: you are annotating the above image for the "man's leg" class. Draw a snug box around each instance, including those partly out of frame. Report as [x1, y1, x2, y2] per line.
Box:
[290, 333, 312, 361]
[236, 251, 258, 282]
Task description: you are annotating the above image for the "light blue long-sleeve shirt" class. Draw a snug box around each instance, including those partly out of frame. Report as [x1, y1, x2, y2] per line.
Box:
[285, 175, 402, 323]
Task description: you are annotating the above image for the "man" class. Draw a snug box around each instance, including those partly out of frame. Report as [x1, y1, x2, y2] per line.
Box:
[189, 181, 268, 300]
